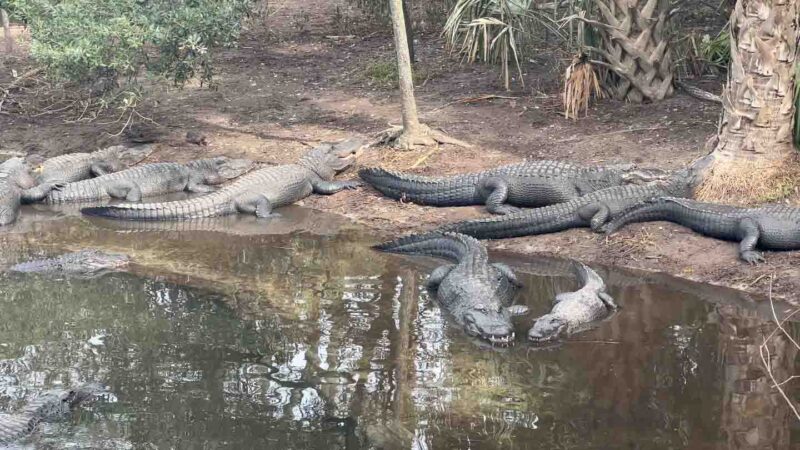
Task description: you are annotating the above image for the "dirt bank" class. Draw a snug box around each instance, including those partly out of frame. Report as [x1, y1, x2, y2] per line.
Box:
[1, 0, 797, 301]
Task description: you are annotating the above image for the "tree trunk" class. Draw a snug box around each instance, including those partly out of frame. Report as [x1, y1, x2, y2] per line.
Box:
[696, 0, 799, 203]
[592, 0, 674, 103]
[402, 0, 415, 64]
[1, 9, 12, 54]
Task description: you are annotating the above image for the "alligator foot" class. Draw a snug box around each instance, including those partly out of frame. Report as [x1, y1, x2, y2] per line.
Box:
[740, 250, 765, 265]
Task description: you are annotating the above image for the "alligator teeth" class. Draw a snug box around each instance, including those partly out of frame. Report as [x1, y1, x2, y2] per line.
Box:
[487, 332, 515, 346]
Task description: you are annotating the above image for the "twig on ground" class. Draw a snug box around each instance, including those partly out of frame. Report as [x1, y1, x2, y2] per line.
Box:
[409, 146, 438, 169]
[107, 110, 134, 137]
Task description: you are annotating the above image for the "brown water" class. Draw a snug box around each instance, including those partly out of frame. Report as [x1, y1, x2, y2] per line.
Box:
[0, 205, 797, 449]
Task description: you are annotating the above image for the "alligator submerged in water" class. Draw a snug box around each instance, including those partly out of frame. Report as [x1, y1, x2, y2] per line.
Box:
[527, 262, 618, 344]
[602, 197, 800, 264]
[375, 232, 528, 346]
[434, 168, 699, 239]
[0, 383, 105, 444]
[10, 250, 130, 276]
[44, 157, 253, 204]
[0, 158, 63, 226]
[32, 144, 154, 184]
[80, 139, 364, 220]
[359, 161, 667, 215]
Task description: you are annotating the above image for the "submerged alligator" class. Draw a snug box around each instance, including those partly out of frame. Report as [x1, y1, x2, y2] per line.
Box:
[44, 157, 253, 204]
[359, 161, 667, 214]
[32, 145, 154, 184]
[375, 232, 528, 345]
[0, 158, 63, 226]
[10, 250, 130, 276]
[80, 139, 364, 220]
[0, 383, 104, 444]
[602, 197, 800, 264]
[435, 168, 699, 239]
[528, 262, 618, 344]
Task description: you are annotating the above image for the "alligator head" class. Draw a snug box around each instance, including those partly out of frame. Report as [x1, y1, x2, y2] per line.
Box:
[301, 138, 365, 179]
[620, 168, 672, 184]
[527, 314, 568, 344]
[461, 304, 518, 346]
[188, 157, 255, 185]
[62, 382, 107, 408]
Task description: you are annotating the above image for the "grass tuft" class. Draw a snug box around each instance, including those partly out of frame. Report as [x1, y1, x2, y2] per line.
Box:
[695, 157, 800, 204]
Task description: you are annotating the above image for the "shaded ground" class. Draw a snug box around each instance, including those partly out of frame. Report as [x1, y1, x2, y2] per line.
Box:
[0, 0, 797, 300]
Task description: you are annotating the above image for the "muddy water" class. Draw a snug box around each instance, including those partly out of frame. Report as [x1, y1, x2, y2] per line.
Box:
[0, 205, 797, 449]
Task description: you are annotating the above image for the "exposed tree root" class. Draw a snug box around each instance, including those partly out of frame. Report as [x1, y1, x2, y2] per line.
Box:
[695, 155, 800, 205]
[376, 124, 471, 150]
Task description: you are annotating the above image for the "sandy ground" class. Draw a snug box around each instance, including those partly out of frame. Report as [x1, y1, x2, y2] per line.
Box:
[1, 1, 797, 301]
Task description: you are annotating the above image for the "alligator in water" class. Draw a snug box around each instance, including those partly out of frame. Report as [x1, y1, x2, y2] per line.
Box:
[0, 383, 105, 444]
[10, 250, 130, 276]
[435, 168, 699, 239]
[0, 158, 63, 225]
[32, 144, 154, 185]
[527, 262, 618, 344]
[44, 157, 253, 204]
[602, 196, 800, 264]
[359, 161, 668, 214]
[80, 139, 364, 220]
[375, 232, 529, 346]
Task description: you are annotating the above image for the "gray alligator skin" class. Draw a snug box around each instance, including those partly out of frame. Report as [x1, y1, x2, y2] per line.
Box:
[436, 168, 699, 239]
[375, 232, 529, 346]
[10, 250, 130, 276]
[0, 383, 104, 444]
[527, 262, 618, 344]
[0, 158, 62, 225]
[359, 161, 668, 215]
[80, 139, 364, 220]
[44, 157, 253, 204]
[33, 144, 154, 184]
[603, 196, 800, 264]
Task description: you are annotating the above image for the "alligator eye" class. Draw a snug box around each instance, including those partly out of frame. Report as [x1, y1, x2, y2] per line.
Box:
[474, 304, 487, 312]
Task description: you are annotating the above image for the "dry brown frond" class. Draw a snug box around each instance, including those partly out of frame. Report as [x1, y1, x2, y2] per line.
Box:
[695, 157, 800, 205]
[563, 54, 604, 120]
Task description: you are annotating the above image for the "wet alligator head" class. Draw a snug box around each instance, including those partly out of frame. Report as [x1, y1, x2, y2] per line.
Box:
[527, 314, 568, 344]
[321, 138, 365, 172]
[63, 382, 107, 408]
[462, 306, 516, 346]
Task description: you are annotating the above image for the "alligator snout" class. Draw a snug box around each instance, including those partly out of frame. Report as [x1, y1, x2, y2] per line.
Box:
[464, 312, 515, 346]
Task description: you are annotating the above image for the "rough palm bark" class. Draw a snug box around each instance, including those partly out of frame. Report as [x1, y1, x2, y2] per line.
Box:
[590, 0, 674, 102]
[1, 9, 12, 54]
[696, 0, 799, 203]
[381, 0, 470, 149]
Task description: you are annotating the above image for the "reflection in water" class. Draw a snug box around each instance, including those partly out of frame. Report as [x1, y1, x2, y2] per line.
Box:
[0, 210, 795, 448]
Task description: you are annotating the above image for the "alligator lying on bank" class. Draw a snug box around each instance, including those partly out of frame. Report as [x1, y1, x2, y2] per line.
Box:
[10, 250, 130, 276]
[527, 262, 618, 344]
[359, 161, 668, 214]
[375, 232, 529, 346]
[0, 158, 63, 226]
[0, 383, 105, 444]
[80, 139, 364, 220]
[32, 144, 154, 185]
[435, 168, 699, 239]
[44, 157, 253, 204]
[602, 197, 800, 264]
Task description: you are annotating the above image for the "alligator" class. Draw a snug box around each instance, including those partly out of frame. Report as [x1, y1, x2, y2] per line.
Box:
[0, 158, 63, 226]
[527, 262, 618, 344]
[435, 168, 699, 239]
[0, 383, 105, 444]
[43, 157, 253, 204]
[358, 161, 668, 214]
[10, 250, 130, 276]
[32, 144, 154, 185]
[602, 196, 800, 264]
[375, 232, 529, 345]
[80, 139, 364, 220]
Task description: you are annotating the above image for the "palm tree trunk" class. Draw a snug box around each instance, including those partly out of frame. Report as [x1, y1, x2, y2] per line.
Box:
[1, 9, 12, 54]
[592, 0, 674, 102]
[696, 0, 799, 203]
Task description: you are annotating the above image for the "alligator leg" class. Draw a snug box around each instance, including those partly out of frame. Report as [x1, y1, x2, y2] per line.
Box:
[480, 177, 520, 215]
[737, 218, 765, 264]
[91, 162, 115, 177]
[186, 178, 215, 193]
[427, 264, 455, 290]
[577, 202, 611, 231]
[20, 183, 63, 203]
[492, 263, 523, 288]
[235, 194, 277, 218]
[312, 179, 362, 195]
[598, 292, 619, 310]
[104, 180, 143, 202]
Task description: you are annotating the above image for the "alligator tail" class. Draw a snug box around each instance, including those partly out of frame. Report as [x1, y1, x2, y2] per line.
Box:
[374, 231, 484, 263]
[359, 167, 480, 206]
[438, 202, 584, 240]
[81, 196, 228, 221]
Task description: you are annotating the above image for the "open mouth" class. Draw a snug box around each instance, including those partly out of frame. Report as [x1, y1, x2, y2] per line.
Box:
[485, 332, 515, 346]
[527, 333, 559, 345]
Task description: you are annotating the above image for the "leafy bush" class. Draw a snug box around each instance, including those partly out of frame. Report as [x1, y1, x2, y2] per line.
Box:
[5, 0, 253, 86]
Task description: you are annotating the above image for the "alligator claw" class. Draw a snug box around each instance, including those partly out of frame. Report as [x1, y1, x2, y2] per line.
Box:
[741, 251, 765, 265]
[342, 181, 363, 190]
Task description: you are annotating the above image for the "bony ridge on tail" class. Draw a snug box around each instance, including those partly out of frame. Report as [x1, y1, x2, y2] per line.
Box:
[80, 139, 364, 220]
[374, 231, 529, 346]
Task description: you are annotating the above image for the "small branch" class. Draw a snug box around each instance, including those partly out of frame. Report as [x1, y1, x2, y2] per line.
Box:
[760, 276, 800, 422]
